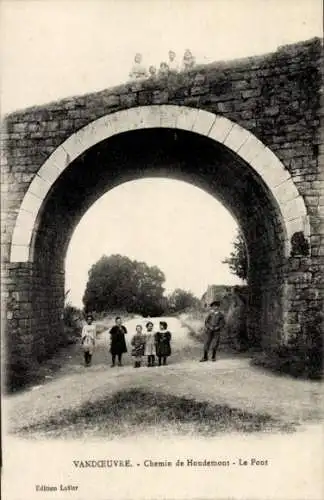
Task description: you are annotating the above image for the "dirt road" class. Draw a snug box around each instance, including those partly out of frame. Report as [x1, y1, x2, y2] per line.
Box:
[4, 316, 323, 435]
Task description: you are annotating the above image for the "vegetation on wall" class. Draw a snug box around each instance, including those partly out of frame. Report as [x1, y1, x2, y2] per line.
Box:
[222, 229, 248, 281]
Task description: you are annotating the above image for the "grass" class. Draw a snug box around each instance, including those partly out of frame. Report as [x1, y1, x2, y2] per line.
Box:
[16, 388, 295, 439]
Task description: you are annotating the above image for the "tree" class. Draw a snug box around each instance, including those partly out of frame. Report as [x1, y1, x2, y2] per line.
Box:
[223, 230, 248, 280]
[82, 254, 166, 314]
[168, 288, 200, 313]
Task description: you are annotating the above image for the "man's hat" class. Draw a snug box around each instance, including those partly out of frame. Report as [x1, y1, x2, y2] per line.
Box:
[210, 300, 220, 307]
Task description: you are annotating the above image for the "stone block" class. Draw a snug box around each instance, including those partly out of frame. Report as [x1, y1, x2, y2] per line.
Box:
[192, 109, 215, 136]
[215, 101, 233, 113]
[176, 107, 199, 131]
[242, 89, 262, 99]
[282, 196, 308, 222]
[102, 94, 120, 107]
[191, 85, 210, 96]
[223, 123, 251, 152]
[208, 115, 233, 143]
[16, 192, 43, 215]
[10, 245, 29, 262]
[27, 173, 51, 199]
[273, 179, 300, 204]
[152, 90, 168, 104]
[138, 91, 152, 106]
[283, 324, 301, 336]
[120, 93, 137, 108]
[159, 105, 178, 128]
[136, 106, 162, 129]
[288, 271, 312, 284]
[237, 133, 266, 164]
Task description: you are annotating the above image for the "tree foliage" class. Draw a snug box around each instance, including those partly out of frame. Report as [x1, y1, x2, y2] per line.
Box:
[83, 254, 166, 315]
[168, 288, 201, 313]
[223, 230, 248, 280]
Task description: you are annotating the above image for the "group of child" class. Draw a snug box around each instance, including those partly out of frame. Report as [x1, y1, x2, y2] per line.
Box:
[81, 315, 172, 368]
[129, 49, 195, 81]
[131, 320, 172, 368]
[81, 300, 225, 368]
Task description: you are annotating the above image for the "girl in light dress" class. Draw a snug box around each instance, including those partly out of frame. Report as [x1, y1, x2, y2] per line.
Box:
[81, 314, 96, 366]
[158, 61, 170, 77]
[168, 50, 179, 72]
[182, 49, 195, 71]
[144, 321, 156, 367]
[129, 53, 148, 81]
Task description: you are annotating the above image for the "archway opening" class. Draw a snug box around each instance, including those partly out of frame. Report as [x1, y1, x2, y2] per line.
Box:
[65, 177, 242, 310]
[30, 127, 286, 361]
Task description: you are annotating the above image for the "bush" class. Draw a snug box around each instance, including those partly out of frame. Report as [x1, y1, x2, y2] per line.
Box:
[63, 304, 82, 344]
[251, 333, 323, 379]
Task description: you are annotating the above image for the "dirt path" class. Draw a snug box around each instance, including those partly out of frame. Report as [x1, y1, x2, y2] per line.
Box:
[4, 317, 324, 434]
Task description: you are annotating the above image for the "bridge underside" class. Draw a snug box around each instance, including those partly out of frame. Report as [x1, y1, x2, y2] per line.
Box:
[6, 128, 289, 372]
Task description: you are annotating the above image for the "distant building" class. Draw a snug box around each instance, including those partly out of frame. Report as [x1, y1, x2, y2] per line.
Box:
[201, 285, 231, 308]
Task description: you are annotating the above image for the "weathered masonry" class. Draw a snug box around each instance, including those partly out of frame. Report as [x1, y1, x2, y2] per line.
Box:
[1, 38, 323, 386]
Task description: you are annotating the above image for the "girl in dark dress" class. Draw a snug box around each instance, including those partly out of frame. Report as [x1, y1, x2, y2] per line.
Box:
[131, 325, 146, 368]
[109, 316, 127, 367]
[155, 321, 172, 366]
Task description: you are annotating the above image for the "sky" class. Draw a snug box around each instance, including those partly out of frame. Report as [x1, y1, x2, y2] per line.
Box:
[1, 1, 322, 307]
[1, 0, 322, 114]
[65, 179, 241, 307]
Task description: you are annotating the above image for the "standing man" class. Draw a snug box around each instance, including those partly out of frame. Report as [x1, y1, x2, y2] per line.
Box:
[109, 316, 127, 367]
[200, 300, 225, 362]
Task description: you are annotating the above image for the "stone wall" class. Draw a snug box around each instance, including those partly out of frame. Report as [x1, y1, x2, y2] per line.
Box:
[1, 37, 323, 387]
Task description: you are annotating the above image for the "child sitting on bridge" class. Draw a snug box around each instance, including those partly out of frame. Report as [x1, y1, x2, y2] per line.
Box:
[158, 62, 170, 78]
[129, 53, 148, 81]
[182, 49, 195, 71]
[131, 324, 146, 368]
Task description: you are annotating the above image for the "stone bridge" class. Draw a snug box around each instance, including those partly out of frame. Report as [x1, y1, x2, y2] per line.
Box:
[1, 38, 323, 385]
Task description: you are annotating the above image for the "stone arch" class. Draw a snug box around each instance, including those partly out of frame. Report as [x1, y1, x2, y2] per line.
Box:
[10, 105, 309, 262]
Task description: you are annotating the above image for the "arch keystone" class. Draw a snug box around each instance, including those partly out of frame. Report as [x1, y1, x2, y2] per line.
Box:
[176, 107, 199, 131]
[159, 105, 178, 128]
[137, 106, 161, 129]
